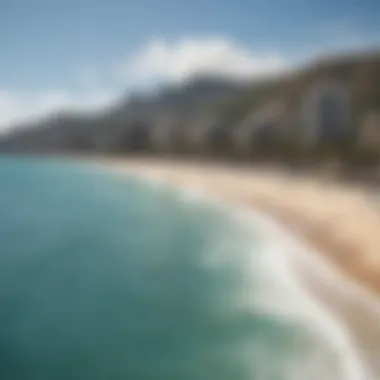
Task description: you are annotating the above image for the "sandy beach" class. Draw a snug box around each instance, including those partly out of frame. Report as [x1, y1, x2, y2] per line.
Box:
[89, 156, 380, 378]
[98, 158, 380, 292]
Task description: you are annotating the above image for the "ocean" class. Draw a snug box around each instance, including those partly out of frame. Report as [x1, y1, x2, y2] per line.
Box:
[0, 157, 368, 380]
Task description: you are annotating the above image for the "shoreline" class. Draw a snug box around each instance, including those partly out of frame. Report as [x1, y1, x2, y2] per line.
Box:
[92, 156, 380, 378]
[10, 153, 378, 376]
[96, 157, 380, 293]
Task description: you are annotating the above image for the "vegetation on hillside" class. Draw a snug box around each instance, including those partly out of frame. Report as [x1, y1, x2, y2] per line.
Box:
[1, 50, 380, 171]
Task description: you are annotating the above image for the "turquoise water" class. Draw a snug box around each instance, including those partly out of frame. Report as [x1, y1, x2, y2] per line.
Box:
[0, 157, 365, 380]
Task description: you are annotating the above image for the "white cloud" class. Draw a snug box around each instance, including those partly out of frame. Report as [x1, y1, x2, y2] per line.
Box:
[3, 31, 376, 132]
[0, 37, 288, 130]
[0, 89, 118, 132]
[120, 37, 288, 83]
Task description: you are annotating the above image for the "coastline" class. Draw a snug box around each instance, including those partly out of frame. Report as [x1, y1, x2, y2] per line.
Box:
[90, 156, 380, 378]
[96, 157, 380, 293]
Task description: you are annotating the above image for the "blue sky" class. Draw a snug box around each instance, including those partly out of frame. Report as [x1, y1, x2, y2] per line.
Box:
[1, 0, 379, 128]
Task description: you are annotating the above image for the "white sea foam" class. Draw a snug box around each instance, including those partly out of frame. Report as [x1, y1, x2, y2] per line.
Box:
[122, 172, 379, 379]
[211, 199, 374, 380]
[218, 204, 375, 380]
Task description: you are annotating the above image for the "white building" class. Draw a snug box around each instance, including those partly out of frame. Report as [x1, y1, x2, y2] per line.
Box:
[301, 79, 351, 145]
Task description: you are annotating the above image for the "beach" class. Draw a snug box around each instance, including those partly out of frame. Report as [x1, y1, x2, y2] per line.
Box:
[93, 156, 380, 378]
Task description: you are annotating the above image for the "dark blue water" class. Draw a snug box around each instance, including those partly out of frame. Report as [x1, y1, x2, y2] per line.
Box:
[0, 157, 363, 380]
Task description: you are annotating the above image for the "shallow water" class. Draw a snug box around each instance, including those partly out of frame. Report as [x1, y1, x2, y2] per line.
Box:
[0, 157, 368, 379]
